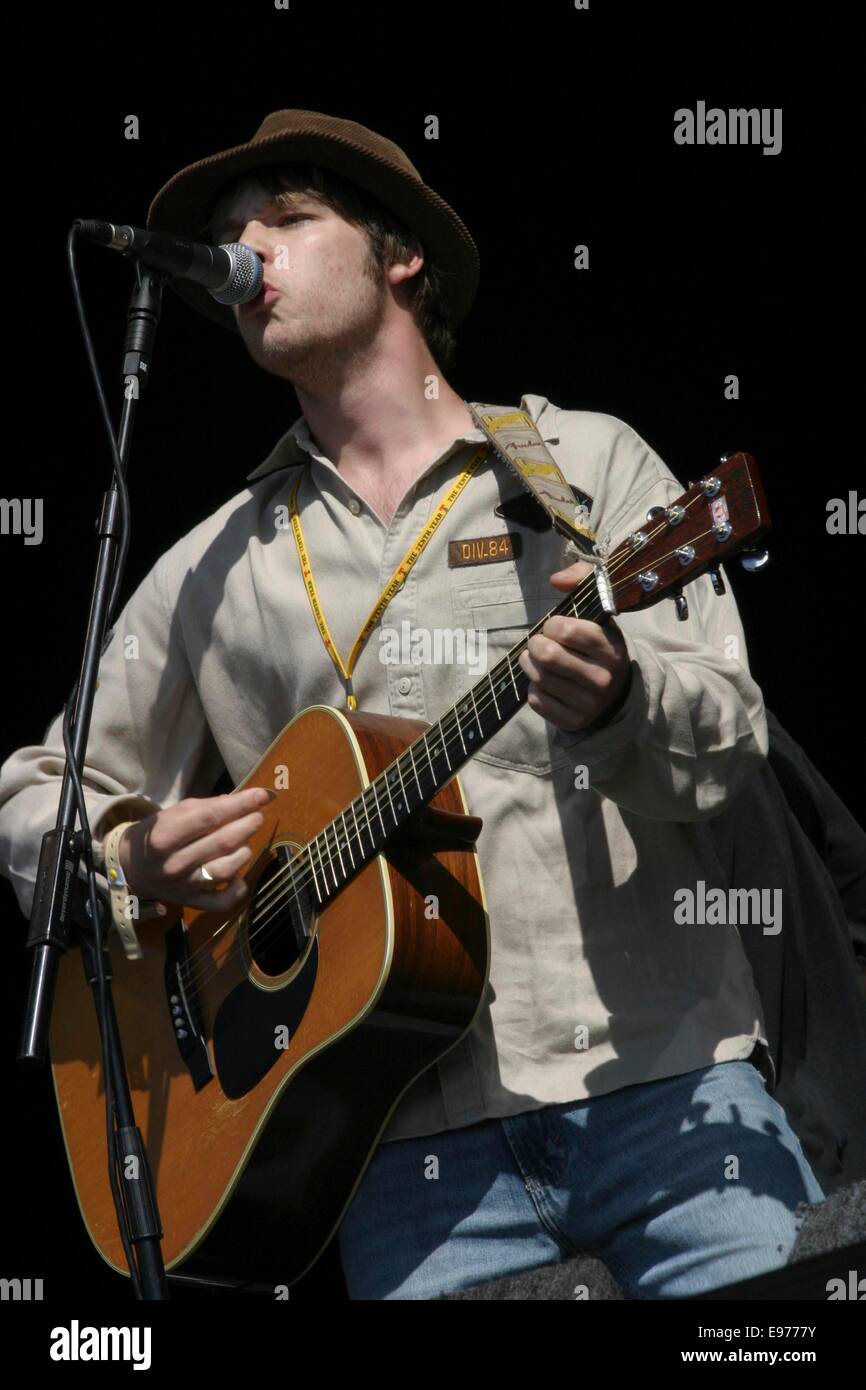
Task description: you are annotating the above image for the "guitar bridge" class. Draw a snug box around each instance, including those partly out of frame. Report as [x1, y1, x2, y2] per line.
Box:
[164, 923, 213, 1091]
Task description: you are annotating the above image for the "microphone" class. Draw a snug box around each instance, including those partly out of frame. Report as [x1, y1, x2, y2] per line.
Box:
[77, 220, 263, 305]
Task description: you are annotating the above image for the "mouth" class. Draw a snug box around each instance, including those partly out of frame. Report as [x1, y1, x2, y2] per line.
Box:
[242, 281, 279, 313]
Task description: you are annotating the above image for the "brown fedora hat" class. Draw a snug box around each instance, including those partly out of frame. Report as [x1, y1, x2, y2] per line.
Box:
[146, 108, 480, 334]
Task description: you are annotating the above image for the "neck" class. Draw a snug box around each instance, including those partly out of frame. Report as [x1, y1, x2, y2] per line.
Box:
[293, 346, 475, 480]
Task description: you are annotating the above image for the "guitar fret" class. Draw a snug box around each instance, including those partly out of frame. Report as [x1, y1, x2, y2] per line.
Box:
[288, 856, 305, 918]
[380, 768, 398, 825]
[453, 703, 468, 756]
[315, 834, 328, 889]
[325, 822, 344, 885]
[372, 782, 387, 837]
[488, 671, 501, 721]
[440, 728, 452, 772]
[423, 732, 438, 787]
[361, 791, 378, 848]
[316, 835, 335, 892]
[468, 687, 481, 743]
[334, 817, 348, 875]
[408, 744, 423, 798]
[393, 758, 410, 814]
[352, 798, 372, 855]
[306, 845, 322, 904]
[341, 810, 355, 867]
[322, 826, 339, 890]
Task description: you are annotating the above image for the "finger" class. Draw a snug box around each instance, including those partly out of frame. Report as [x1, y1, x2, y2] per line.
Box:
[526, 682, 595, 730]
[522, 638, 614, 693]
[539, 615, 615, 660]
[520, 651, 609, 707]
[549, 560, 594, 585]
[191, 843, 254, 885]
[162, 810, 266, 881]
[180, 876, 251, 914]
[159, 787, 275, 854]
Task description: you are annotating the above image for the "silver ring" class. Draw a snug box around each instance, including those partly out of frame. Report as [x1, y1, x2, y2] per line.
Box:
[198, 863, 217, 887]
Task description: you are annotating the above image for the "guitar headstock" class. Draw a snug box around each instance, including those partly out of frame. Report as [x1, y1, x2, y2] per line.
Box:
[607, 451, 770, 617]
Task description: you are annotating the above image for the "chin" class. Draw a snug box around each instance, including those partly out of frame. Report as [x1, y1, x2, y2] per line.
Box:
[245, 330, 309, 375]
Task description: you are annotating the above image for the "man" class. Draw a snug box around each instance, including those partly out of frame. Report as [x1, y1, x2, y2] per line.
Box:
[0, 109, 824, 1299]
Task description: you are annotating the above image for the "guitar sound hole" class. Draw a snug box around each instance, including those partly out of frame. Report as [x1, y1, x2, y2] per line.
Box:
[246, 845, 314, 977]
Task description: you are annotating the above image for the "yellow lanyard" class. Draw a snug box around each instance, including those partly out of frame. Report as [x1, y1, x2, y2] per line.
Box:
[288, 444, 489, 710]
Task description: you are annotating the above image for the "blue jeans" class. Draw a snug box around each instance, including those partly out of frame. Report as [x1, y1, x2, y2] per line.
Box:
[337, 1059, 825, 1299]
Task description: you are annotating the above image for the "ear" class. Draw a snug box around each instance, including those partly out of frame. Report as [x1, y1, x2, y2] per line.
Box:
[388, 242, 425, 293]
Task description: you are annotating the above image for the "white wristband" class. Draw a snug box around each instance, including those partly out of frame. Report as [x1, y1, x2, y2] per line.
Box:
[102, 820, 166, 959]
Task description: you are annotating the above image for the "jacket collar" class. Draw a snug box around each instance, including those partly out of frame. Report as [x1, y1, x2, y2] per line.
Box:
[245, 394, 560, 483]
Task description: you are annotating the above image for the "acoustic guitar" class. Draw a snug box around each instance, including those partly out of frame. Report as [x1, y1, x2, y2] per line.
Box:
[50, 452, 769, 1287]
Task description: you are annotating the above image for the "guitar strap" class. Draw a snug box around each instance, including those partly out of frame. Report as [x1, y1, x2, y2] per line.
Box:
[467, 402, 600, 560]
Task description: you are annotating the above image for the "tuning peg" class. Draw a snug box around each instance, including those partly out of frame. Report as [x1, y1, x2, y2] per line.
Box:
[671, 589, 689, 621]
[740, 547, 770, 573]
[708, 568, 726, 595]
[646, 505, 666, 522]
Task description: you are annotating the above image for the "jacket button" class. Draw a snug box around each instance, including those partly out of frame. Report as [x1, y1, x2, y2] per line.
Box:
[348, 498, 361, 514]
[397, 676, 412, 695]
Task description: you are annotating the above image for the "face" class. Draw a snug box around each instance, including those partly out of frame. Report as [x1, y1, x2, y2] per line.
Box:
[211, 179, 400, 381]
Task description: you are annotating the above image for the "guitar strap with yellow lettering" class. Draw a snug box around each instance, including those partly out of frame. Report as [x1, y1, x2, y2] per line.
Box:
[467, 402, 599, 558]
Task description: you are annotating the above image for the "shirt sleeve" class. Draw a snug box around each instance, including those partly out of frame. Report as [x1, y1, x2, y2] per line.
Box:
[0, 546, 225, 920]
[550, 416, 769, 821]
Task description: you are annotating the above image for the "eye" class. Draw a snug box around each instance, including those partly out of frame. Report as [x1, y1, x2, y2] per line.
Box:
[278, 213, 306, 227]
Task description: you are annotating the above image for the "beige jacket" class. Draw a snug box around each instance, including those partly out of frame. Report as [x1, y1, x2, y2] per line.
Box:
[0, 394, 771, 1141]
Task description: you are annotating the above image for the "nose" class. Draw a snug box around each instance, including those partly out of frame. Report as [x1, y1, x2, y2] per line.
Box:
[231, 220, 272, 261]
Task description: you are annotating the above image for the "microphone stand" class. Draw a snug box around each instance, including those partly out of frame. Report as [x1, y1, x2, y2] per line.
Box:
[18, 259, 171, 1300]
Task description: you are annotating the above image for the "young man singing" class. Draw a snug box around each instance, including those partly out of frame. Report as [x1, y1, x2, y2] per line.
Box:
[0, 109, 824, 1299]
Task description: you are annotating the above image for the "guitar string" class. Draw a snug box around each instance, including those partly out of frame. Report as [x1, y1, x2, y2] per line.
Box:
[176, 495, 726, 995]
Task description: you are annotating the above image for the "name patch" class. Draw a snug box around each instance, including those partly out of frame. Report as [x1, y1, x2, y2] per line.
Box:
[448, 533, 522, 567]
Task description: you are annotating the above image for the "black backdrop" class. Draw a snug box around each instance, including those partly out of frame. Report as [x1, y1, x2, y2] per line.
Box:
[0, 2, 858, 1304]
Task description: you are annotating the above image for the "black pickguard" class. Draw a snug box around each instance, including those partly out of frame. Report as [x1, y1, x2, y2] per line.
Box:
[212, 938, 319, 1099]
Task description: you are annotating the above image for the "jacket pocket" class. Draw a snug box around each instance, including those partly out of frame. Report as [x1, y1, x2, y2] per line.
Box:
[451, 580, 573, 774]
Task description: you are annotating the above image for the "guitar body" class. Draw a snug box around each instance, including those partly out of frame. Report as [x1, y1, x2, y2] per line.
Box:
[50, 705, 490, 1287]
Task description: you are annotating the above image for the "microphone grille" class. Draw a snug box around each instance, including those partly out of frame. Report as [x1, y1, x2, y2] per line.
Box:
[211, 243, 263, 305]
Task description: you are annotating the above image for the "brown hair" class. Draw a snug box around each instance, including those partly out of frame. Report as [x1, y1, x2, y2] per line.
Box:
[208, 164, 458, 371]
